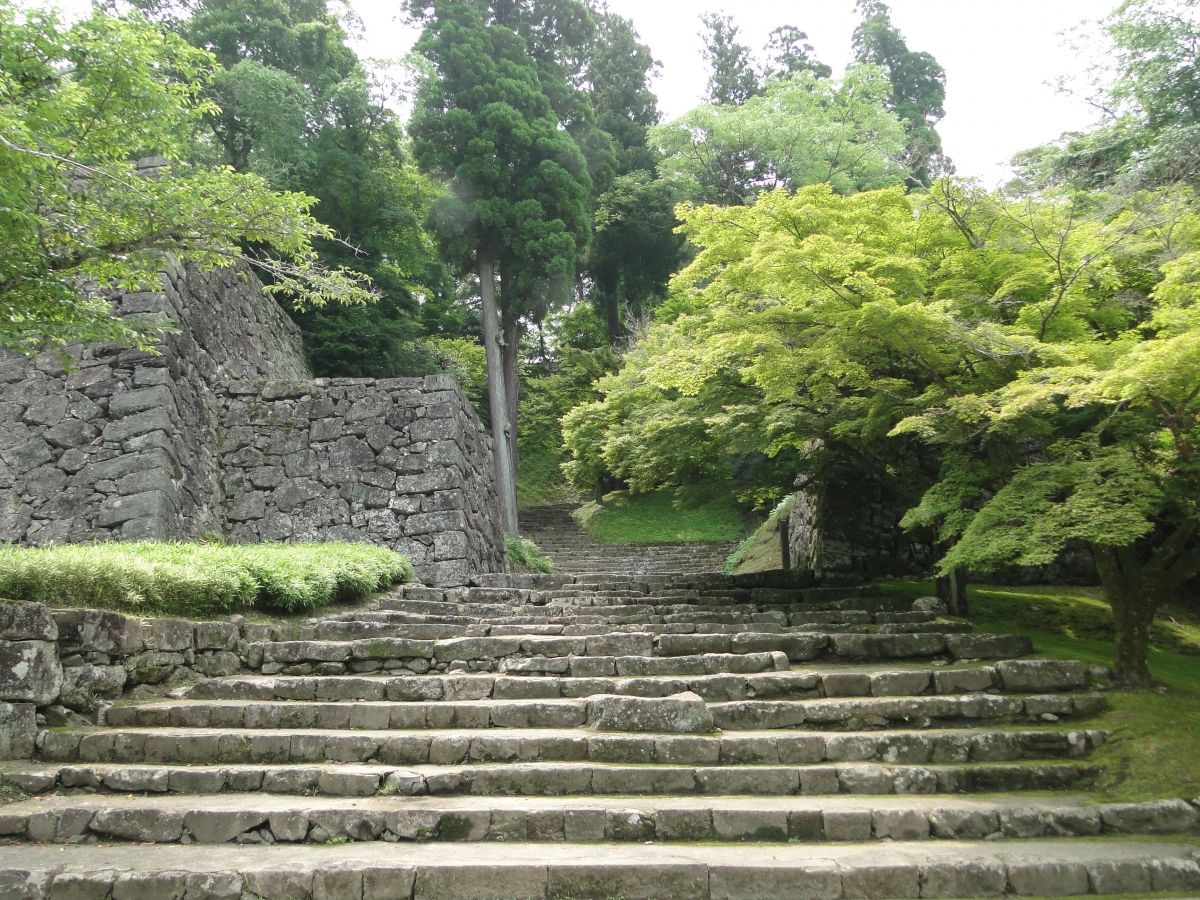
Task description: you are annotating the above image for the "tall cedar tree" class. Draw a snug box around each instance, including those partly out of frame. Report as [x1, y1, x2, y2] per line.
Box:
[852, 0, 946, 185]
[410, 0, 591, 533]
[700, 12, 761, 106]
[764, 25, 832, 80]
[585, 7, 683, 341]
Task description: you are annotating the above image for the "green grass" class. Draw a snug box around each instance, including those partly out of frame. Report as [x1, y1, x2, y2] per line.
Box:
[573, 488, 748, 545]
[505, 535, 554, 574]
[725, 496, 794, 573]
[516, 445, 579, 509]
[0, 541, 412, 618]
[881, 578, 1200, 803]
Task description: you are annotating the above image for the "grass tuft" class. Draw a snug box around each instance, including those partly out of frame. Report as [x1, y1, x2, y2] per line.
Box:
[724, 495, 795, 573]
[0, 542, 412, 617]
[506, 536, 554, 573]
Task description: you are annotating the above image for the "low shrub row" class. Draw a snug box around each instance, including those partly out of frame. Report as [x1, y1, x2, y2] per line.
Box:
[0, 542, 412, 617]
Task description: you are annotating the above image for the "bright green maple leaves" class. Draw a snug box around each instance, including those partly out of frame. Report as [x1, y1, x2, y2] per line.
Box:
[564, 177, 1200, 581]
[0, 4, 373, 356]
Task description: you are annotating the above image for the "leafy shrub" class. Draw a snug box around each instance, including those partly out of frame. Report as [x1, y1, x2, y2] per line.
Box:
[505, 536, 553, 573]
[0, 542, 412, 617]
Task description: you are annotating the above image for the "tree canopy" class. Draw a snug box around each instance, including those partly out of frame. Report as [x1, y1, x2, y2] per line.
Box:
[0, 2, 371, 356]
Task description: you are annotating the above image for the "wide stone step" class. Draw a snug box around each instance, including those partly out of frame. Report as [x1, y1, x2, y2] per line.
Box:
[7, 759, 1097, 798]
[2, 793, 1195, 846]
[100, 690, 1107, 733]
[307, 613, 947, 640]
[8, 834, 1197, 900]
[34, 726, 1104, 767]
[243, 631, 1043, 675]
[188, 663, 1091, 704]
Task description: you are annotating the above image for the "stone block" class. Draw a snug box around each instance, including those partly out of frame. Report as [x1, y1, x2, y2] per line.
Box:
[873, 808, 929, 840]
[548, 863, 706, 900]
[823, 809, 872, 840]
[842, 865, 919, 899]
[0, 640, 61, 704]
[656, 807, 713, 841]
[996, 659, 1086, 692]
[414, 864, 545, 900]
[586, 692, 714, 733]
[363, 867, 416, 900]
[710, 863, 842, 900]
[89, 808, 185, 842]
[1086, 860, 1152, 894]
[0, 602, 57, 641]
[920, 860, 1007, 898]
[712, 809, 788, 841]
[49, 871, 117, 900]
[944, 633, 1033, 660]
[1, 718, 45, 771]
[1099, 798, 1199, 833]
[1149, 858, 1200, 892]
[1006, 860, 1088, 896]
[184, 809, 269, 843]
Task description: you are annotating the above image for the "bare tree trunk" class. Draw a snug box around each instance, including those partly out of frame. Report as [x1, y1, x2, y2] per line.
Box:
[502, 317, 519, 483]
[479, 250, 518, 537]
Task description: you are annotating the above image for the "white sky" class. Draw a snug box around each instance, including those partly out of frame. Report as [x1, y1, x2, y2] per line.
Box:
[51, 0, 1119, 184]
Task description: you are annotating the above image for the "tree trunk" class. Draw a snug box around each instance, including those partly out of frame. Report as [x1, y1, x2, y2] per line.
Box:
[935, 566, 969, 617]
[502, 317, 519, 482]
[1092, 543, 1161, 687]
[479, 250, 518, 537]
[1109, 584, 1156, 687]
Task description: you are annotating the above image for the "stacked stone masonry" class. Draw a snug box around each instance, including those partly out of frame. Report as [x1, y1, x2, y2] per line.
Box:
[0, 261, 505, 586]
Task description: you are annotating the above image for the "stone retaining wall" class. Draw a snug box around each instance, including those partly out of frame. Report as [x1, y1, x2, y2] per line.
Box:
[0, 261, 505, 586]
[215, 376, 504, 587]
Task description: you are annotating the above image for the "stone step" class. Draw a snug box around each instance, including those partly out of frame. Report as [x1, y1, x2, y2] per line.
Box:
[6, 838, 1198, 900]
[299, 617, 956, 643]
[7, 759, 1097, 798]
[187, 663, 1089, 705]
[97, 689, 1107, 734]
[2, 793, 1195, 847]
[34, 726, 1104, 768]
[242, 631, 1042, 676]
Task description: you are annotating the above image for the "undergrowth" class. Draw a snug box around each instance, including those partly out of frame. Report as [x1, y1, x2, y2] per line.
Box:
[881, 578, 1200, 803]
[506, 536, 554, 573]
[573, 487, 747, 545]
[0, 542, 412, 617]
[724, 495, 794, 573]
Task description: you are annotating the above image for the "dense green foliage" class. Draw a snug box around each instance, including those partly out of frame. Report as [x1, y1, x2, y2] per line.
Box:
[0, 542, 412, 616]
[164, 0, 455, 377]
[0, 2, 373, 356]
[563, 172, 1200, 680]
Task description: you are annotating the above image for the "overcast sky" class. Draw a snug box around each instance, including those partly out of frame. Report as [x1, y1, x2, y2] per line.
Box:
[52, 0, 1120, 184]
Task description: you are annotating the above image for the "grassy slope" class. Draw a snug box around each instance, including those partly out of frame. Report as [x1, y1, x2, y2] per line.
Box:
[573, 489, 748, 545]
[882, 579, 1200, 803]
[516, 445, 579, 509]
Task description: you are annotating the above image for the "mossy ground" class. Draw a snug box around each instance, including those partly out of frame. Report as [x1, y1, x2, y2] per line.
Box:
[882, 579, 1200, 803]
[573, 488, 748, 545]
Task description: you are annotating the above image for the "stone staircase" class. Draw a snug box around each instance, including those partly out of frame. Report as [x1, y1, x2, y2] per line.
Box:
[1, 570, 1198, 899]
[519, 503, 739, 574]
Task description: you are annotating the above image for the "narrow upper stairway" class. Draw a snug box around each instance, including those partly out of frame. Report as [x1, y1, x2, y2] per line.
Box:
[519, 503, 739, 574]
[1, 570, 1197, 900]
